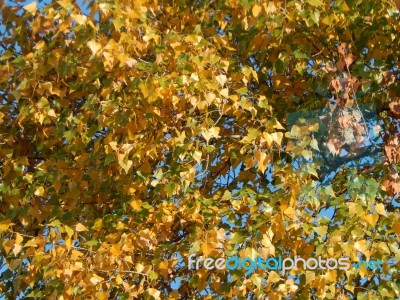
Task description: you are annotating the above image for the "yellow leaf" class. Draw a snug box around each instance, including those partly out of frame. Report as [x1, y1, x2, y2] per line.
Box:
[271, 132, 283, 146]
[57, 0, 73, 9]
[47, 109, 57, 117]
[148, 288, 161, 299]
[13, 244, 22, 256]
[130, 199, 142, 211]
[87, 40, 102, 55]
[354, 240, 368, 256]
[93, 218, 103, 230]
[65, 237, 72, 250]
[254, 150, 269, 173]
[15, 233, 23, 245]
[201, 243, 213, 256]
[3, 239, 14, 254]
[65, 225, 74, 237]
[76, 223, 88, 232]
[135, 262, 145, 272]
[357, 261, 368, 277]
[190, 73, 199, 81]
[110, 244, 121, 256]
[267, 271, 281, 283]
[307, 0, 324, 7]
[263, 132, 273, 147]
[393, 219, 400, 235]
[325, 270, 337, 282]
[378, 242, 390, 254]
[216, 74, 227, 86]
[95, 292, 108, 300]
[0, 220, 13, 232]
[364, 214, 378, 227]
[24, 2, 37, 14]
[34, 186, 45, 196]
[251, 273, 262, 289]
[376, 203, 387, 217]
[202, 127, 220, 143]
[193, 150, 202, 164]
[158, 260, 169, 278]
[305, 270, 315, 284]
[90, 274, 104, 285]
[72, 13, 87, 25]
[314, 225, 328, 236]
[252, 4, 262, 17]
[220, 88, 229, 98]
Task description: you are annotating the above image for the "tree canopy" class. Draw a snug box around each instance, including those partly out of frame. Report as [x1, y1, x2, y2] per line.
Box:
[1, 0, 400, 298]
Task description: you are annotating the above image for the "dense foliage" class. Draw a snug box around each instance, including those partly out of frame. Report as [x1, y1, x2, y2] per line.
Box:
[1, 0, 400, 298]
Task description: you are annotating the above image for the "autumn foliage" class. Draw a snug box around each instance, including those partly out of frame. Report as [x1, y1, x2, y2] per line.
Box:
[1, 0, 400, 298]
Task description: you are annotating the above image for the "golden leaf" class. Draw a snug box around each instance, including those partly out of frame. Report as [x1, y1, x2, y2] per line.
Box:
[201, 243, 214, 256]
[0, 220, 13, 232]
[254, 150, 269, 173]
[376, 203, 387, 217]
[110, 244, 121, 256]
[24, 2, 37, 14]
[148, 288, 161, 299]
[364, 214, 379, 227]
[15, 233, 23, 245]
[130, 199, 142, 211]
[34, 186, 45, 197]
[65, 225, 74, 238]
[87, 40, 102, 55]
[3, 239, 14, 254]
[90, 274, 104, 285]
[354, 240, 368, 256]
[76, 223, 88, 232]
[252, 4, 262, 17]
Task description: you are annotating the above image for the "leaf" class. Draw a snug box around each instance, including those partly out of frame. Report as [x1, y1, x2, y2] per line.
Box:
[57, 0, 73, 9]
[34, 186, 45, 197]
[87, 40, 102, 55]
[201, 243, 214, 256]
[148, 288, 161, 299]
[90, 274, 104, 285]
[364, 214, 379, 227]
[375, 203, 387, 217]
[201, 127, 220, 143]
[252, 4, 262, 17]
[76, 223, 88, 232]
[12, 244, 22, 256]
[302, 149, 313, 160]
[267, 271, 281, 283]
[110, 244, 121, 256]
[216, 74, 227, 86]
[24, 2, 37, 14]
[193, 150, 202, 164]
[130, 199, 142, 211]
[325, 270, 337, 282]
[221, 190, 231, 201]
[254, 150, 269, 173]
[0, 220, 13, 232]
[307, 0, 324, 7]
[65, 225, 74, 238]
[354, 240, 369, 256]
[3, 239, 14, 255]
[15, 233, 23, 245]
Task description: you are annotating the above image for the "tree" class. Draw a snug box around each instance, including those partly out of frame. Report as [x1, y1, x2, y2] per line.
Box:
[1, 0, 400, 298]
